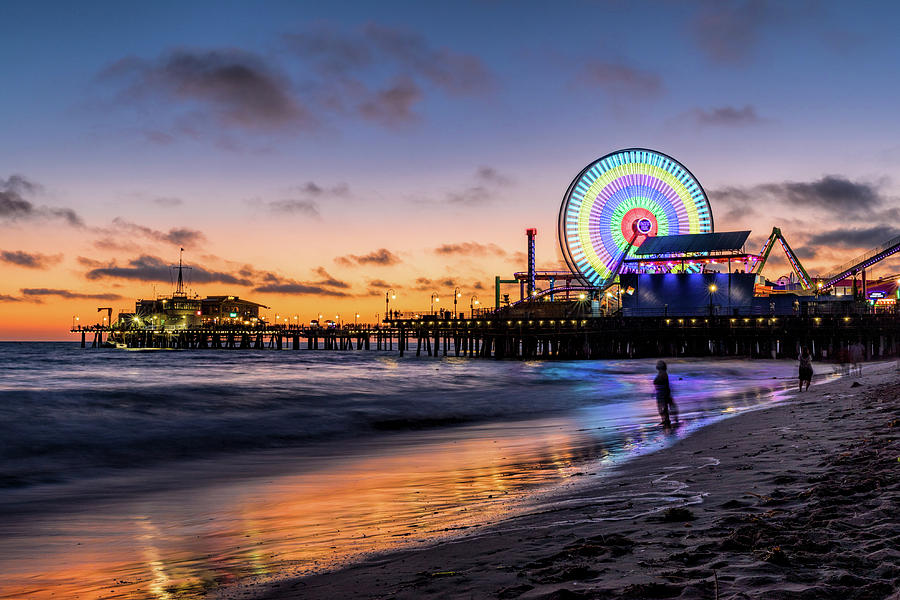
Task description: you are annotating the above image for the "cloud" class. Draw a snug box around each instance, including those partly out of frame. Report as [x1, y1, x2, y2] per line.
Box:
[292, 181, 350, 197]
[434, 242, 507, 256]
[98, 24, 493, 142]
[253, 282, 350, 296]
[287, 22, 493, 94]
[20, 288, 124, 301]
[358, 77, 422, 126]
[335, 248, 401, 266]
[691, 0, 773, 63]
[312, 267, 350, 288]
[711, 176, 888, 217]
[111, 218, 206, 248]
[0, 294, 24, 303]
[0, 174, 84, 226]
[687, 105, 763, 126]
[0, 250, 63, 269]
[447, 166, 513, 205]
[262, 181, 350, 218]
[266, 199, 321, 218]
[574, 61, 663, 98]
[98, 49, 311, 131]
[85, 255, 251, 285]
[807, 225, 900, 249]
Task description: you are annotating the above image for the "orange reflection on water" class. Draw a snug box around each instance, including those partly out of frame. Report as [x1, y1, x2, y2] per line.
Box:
[0, 419, 602, 600]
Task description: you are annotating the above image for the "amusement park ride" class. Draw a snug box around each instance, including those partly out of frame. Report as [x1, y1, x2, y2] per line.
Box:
[498, 148, 900, 316]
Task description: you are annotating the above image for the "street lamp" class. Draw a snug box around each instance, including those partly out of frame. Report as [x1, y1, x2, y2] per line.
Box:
[453, 287, 461, 319]
[355, 312, 360, 326]
[385, 289, 396, 320]
[335, 314, 340, 328]
[431, 292, 439, 315]
[72, 315, 79, 328]
[470, 295, 479, 318]
[708, 283, 717, 315]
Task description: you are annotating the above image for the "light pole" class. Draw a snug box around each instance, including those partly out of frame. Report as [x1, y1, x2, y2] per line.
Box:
[453, 287, 461, 319]
[708, 283, 717, 315]
[355, 312, 359, 326]
[335, 314, 340, 328]
[385, 289, 396, 320]
[72, 315, 79, 329]
[470, 295, 479, 318]
[431, 292, 439, 316]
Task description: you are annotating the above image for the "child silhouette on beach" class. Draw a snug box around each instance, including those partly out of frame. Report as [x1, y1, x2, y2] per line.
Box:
[654, 360, 678, 427]
[798, 346, 813, 391]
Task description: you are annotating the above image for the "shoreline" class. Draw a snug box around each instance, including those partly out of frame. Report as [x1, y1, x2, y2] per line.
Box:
[239, 362, 900, 600]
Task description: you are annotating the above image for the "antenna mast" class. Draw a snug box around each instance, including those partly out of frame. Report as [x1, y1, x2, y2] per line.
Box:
[176, 248, 185, 295]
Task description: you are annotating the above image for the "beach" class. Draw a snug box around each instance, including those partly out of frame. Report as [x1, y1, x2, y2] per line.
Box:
[243, 362, 900, 600]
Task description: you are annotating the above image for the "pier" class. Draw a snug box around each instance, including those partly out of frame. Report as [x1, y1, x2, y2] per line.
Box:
[72, 312, 900, 361]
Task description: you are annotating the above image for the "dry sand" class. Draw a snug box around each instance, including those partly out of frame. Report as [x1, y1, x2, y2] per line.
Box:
[245, 362, 900, 600]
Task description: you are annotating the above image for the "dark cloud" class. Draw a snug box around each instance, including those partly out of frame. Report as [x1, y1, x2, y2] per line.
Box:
[711, 176, 886, 216]
[0, 250, 63, 269]
[85, 255, 251, 285]
[691, 0, 773, 63]
[21, 288, 124, 301]
[111, 218, 206, 248]
[0, 294, 24, 302]
[447, 167, 513, 205]
[792, 246, 818, 260]
[434, 242, 507, 256]
[312, 267, 350, 288]
[0, 175, 84, 226]
[335, 248, 401, 267]
[98, 49, 312, 131]
[807, 225, 900, 248]
[688, 105, 762, 126]
[575, 61, 663, 98]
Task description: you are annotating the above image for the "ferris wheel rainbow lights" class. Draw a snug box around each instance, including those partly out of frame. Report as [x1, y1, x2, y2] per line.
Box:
[558, 148, 713, 287]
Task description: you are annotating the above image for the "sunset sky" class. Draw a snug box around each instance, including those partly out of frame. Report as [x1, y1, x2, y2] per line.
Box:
[3, 0, 900, 340]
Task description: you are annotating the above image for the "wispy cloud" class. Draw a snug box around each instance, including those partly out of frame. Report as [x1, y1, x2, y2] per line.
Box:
[446, 166, 513, 205]
[335, 248, 402, 267]
[686, 105, 764, 126]
[574, 60, 663, 100]
[433, 242, 507, 256]
[0, 174, 84, 227]
[20, 288, 124, 301]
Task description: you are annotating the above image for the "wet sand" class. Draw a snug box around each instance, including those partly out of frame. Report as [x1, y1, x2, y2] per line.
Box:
[243, 362, 900, 600]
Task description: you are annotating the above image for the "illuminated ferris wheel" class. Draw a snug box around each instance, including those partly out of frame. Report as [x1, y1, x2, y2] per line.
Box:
[558, 148, 713, 287]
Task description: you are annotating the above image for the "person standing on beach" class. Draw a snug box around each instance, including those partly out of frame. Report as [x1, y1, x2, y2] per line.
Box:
[654, 360, 678, 426]
[798, 346, 813, 391]
[850, 341, 864, 376]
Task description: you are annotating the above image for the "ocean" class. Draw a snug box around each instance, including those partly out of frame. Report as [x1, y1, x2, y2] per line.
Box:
[0, 342, 800, 599]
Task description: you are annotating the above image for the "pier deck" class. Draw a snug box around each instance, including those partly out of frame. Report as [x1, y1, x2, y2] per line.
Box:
[72, 313, 900, 361]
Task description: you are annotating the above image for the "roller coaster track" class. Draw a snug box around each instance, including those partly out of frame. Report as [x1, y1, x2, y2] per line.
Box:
[821, 233, 900, 289]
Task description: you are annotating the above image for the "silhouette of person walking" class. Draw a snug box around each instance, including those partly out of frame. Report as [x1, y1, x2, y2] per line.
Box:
[654, 360, 678, 427]
[798, 346, 813, 391]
